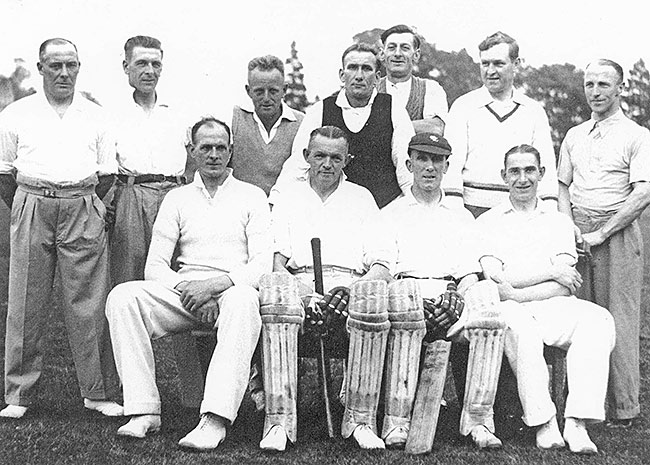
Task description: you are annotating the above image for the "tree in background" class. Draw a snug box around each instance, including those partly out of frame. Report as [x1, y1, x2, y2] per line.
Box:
[284, 41, 310, 112]
[0, 58, 35, 112]
[622, 59, 650, 130]
[518, 63, 590, 153]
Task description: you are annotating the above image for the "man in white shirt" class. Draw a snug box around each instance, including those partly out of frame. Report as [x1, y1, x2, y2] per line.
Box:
[109, 35, 188, 287]
[231, 55, 304, 196]
[271, 43, 414, 208]
[382, 133, 505, 450]
[378, 24, 448, 135]
[260, 126, 394, 451]
[479, 144, 615, 454]
[105, 117, 272, 450]
[0, 38, 122, 419]
[442, 32, 557, 216]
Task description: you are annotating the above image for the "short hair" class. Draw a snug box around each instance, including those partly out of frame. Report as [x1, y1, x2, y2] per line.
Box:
[124, 36, 163, 61]
[190, 117, 231, 145]
[39, 38, 78, 62]
[341, 43, 381, 71]
[307, 126, 350, 152]
[503, 144, 541, 168]
[478, 31, 519, 61]
[380, 24, 420, 49]
[586, 59, 624, 84]
[248, 55, 284, 75]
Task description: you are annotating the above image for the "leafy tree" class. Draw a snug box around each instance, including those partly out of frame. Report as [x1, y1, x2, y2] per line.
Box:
[518, 64, 590, 153]
[622, 59, 650, 129]
[284, 41, 310, 112]
[0, 59, 35, 112]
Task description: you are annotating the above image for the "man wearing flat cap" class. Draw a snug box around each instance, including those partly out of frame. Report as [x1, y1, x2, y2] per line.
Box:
[382, 133, 507, 450]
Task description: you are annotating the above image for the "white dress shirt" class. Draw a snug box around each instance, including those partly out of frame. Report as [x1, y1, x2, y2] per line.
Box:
[109, 94, 188, 176]
[238, 101, 299, 144]
[0, 92, 117, 182]
[272, 177, 395, 273]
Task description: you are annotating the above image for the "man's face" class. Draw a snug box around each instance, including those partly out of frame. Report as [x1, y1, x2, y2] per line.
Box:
[479, 43, 518, 98]
[303, 135, 349, 190]
[382, 32, 420, 80]
[407, 149, 448, 192]
[246, 67, 286, 121]
[501, 151, 545, 203]
[584, 63, 623, 119]
[191, 123, 232, 184]
[123, 46, 163, 94]
[37, 42, 80, 101]
[339, 51, 379, 104]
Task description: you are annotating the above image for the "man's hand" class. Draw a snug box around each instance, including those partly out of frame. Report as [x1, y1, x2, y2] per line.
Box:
[551, 263, 583, 294]
[423, 283, 464, 341]
[176, 280, 216, 313]
[194, 298, 220, 327]
[320, 286, 350, 322]
[495, 279, 518, 302]
[582, 229, 607, 249]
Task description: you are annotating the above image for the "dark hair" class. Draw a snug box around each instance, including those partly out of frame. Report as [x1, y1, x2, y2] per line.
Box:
[190, 117, 231, 145]
[586, 59, 624, 84]
[248, 55, 284, 75]
[39, 38, 78, 62]
[380, 24, 420, 49]
[124, 36, 163, 61]
[478, 31, 519, 61]
[341, 43, 381, 71]
[308, 125, 350, 151]
[504, 144, 541, 168]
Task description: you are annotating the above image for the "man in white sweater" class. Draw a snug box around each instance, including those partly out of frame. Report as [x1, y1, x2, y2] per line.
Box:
[105, 117, 272, 450]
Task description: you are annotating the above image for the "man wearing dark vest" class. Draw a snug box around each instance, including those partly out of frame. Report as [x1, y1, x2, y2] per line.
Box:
[378, 24, 448, 136]
[231, 55, 304, 196]
[270, 43, 414, 209]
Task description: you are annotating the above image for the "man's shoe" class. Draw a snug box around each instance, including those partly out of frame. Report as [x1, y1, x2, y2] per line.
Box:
[178, 413, 227, 451]
[536, 416, 565, 450]
[0, 405, 28, 419]
[116, 415, 161, 438]
[259, 425, 288, 452]
[606, 418, 634, 429]
[352, 424, 385, 449]
[383, 426, 408, 448]
[84, 399, 124, 417]
[563, 417, 597, 454]
[470, 425, 503, 450]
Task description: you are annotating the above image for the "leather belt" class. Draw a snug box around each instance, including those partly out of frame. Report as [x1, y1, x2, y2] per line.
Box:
[290, 265, 363, 277]
[117, 174, 186, 185]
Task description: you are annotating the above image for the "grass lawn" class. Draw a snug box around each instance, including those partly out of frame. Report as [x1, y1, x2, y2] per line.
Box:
[0, 205, 648, 464]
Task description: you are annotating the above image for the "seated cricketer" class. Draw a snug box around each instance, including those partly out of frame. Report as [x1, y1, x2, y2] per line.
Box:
[105, 117, 272, 450]
[259, 125, 395, 451]
[478, 144, 615, 454]
[382, 132, 507, 450]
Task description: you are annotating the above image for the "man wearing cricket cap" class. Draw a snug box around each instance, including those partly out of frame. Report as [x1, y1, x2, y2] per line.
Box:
[382, 132, 507, 450]
[259, 125, 395, 451]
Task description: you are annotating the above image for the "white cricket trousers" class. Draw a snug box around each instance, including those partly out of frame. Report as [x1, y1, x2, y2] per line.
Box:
[500, 296, 615, 426]
[105, 281, 261, 422]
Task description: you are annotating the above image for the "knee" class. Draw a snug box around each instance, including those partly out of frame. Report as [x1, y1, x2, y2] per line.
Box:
[221, 285, 261, 322]
[105, 281, 146, 320]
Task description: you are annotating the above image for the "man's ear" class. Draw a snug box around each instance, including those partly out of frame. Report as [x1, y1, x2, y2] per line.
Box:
[343, 153, 352, 168]
[406, 158, 413, 173]
[245, 84, 251, 97]
[37, 62, 44, 75]
[443, 158, 449, 174]
[303, 148, 309, 162]
[338, 68, 345, 83]
[122, 60, 129, 74]
[413, 48, 421, 63]
[539, 166, 546, 179]
[500, 168, 507, 184]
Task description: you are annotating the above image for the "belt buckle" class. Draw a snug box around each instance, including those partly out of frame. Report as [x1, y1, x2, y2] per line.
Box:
[43, 188, 57, 198]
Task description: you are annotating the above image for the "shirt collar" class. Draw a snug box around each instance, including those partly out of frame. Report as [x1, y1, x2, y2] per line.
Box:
[239, 101, 298, 123]
[191, 168, 233, 198]
[403, 188, 453, 209]
[335, 88, 378, 110]
[494, 196, 553, 216]
[386, 77, 412, 90]
[589, 108, 625, 130]
[473, 86, 527, 107]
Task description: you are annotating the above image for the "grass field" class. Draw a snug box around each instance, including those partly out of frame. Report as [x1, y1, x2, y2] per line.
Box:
[0, 204, 648, 464]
